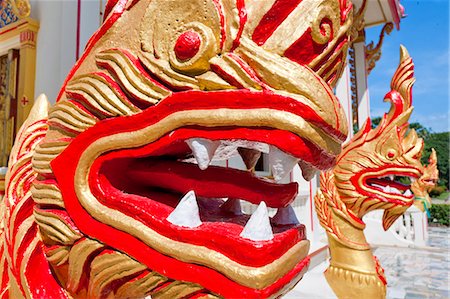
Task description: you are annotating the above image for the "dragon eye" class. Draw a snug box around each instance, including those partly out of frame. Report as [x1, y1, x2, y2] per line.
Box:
[387, 150, 397, 160]
[169, 22, 218, 74]
[174, 30, 201, 61]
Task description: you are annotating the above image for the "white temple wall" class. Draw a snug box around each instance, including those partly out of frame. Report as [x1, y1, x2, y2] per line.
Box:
[30, 0, 103, 103]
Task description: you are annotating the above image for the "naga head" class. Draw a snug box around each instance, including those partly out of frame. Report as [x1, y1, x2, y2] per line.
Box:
[32, 0, 361, 297]
[333, 46, 424, 230]
[412, 148, 439, 197]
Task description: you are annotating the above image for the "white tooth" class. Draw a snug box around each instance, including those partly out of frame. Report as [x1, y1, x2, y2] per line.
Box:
[186, 138, 219, 170]
[393, 188, 402, 194]
[372, 184, 384, 189]
[273, 205, 299, 225]
[269, 146, 299, 181]
[240, 201, 273, 241]
[167, 191, 202, 228]
[220, 199, 243, 215]
[404, 189, 412, 197]
[410, 178, 416, 183]
[389, 175, 395, 181]
[384, 185, 392, 193]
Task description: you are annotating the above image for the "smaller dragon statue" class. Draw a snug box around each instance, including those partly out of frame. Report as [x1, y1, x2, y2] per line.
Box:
[314, 45, 425, 299]
[411, 148, 438, 216]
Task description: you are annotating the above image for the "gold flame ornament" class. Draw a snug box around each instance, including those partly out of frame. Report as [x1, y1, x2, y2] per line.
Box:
[315, 46, 425, 299]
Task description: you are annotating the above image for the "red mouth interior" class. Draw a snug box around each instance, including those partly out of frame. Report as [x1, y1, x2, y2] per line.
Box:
[365, 172, 417, 199]
[90, 127, 308, 267]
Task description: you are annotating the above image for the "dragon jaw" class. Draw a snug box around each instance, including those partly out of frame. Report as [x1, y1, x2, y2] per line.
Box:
[30, 0, 360, 297]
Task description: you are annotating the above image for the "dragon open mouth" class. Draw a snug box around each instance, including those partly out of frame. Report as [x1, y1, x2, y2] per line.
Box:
[51, 90, 345, 297]
[362, 169, 421, 203]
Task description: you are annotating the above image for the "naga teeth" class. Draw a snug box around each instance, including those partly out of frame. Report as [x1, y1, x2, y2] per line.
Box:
[268, 146, 299, 181]
[298, 160, 317, 181]
[186, 138, 220, 170]
[388, 175, 395, 181]
[404, 189, 412, 197]
[167, 191, 202, 228]
[220, 198, 243, 215]
[273, 205, 299, 225]
[237, 148, 261, 170]
[240, 201, 273, 241]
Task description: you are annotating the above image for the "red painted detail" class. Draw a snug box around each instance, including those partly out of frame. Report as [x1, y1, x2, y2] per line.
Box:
[252, 0, 303, 46]
[50, 90, 336, 296]
[349, 165, 422, 208]
[76, 0, 81, 61]
[90, 160, 305, 267]
[26, 242, 70, 298]
[53, 152, 312, 299]
[20, 96, 29, 106]
[0, 24, 20, 36]
[210, 63, 245, 89]
[230, 0, 247, 51]
[103, 0, 120, 21]
[339, 0, 353, 23]
[284, 28, 327, 66]
[226, 53, 270, 89]
[57, 0, 129, 102]
[174, 31, 201, 61]
[212, 0, 226, 50]
[108, 49, 170, 91]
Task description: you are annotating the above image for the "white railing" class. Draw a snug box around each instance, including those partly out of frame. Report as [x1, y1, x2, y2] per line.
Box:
[364, 205, 428, 247]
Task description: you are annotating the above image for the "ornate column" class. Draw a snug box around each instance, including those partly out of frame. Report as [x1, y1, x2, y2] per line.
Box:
[350, 30, 371, 129]
[17, 19, 39, 128]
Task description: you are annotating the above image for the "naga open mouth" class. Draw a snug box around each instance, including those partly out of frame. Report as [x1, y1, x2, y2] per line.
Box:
[361, 168, 421, 204]
[51, 90, 345, 297]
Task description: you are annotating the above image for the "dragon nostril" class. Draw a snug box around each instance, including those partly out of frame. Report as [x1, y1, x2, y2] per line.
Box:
[174, 30, 201, 61]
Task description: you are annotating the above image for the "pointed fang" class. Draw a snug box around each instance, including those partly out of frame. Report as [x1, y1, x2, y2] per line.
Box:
[167, 191, 202, 228]
[186, 138, 219, 170]
[240, 202, 273, 241]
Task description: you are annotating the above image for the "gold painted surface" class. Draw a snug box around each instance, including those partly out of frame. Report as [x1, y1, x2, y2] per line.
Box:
[366, 23, 394, 74]
[315, 47, 425, 299]
[7, 0, 31, 19]
[18, 0, 360, 297]
[412, 148, 439, 212]
[0, 95, 51, 299]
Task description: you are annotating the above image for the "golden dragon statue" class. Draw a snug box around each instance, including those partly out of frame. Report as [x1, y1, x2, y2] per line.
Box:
[412, 148, 438, 215]
[0, 0, 373, 298]
[315, 46, 425, 299]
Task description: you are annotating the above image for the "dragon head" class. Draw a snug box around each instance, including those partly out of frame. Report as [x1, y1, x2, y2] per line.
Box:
[412, 148, 438, 196]
[31, 0, 361, 297]
[411, 148, 438, 211]
[334, 46, 424, 230]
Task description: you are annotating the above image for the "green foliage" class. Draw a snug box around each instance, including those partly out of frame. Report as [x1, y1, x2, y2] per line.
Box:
[421, 132, 449, 190]
[429, 204, 450, 226]
[429, 186, 446, 197]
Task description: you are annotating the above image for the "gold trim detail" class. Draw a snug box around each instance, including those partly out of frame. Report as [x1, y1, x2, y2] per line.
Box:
[315, 47, 425, 298]
[365, 23, 394, 74]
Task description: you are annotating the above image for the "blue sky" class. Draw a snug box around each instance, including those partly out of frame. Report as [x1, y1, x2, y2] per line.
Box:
[365, 0, 449, 133]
